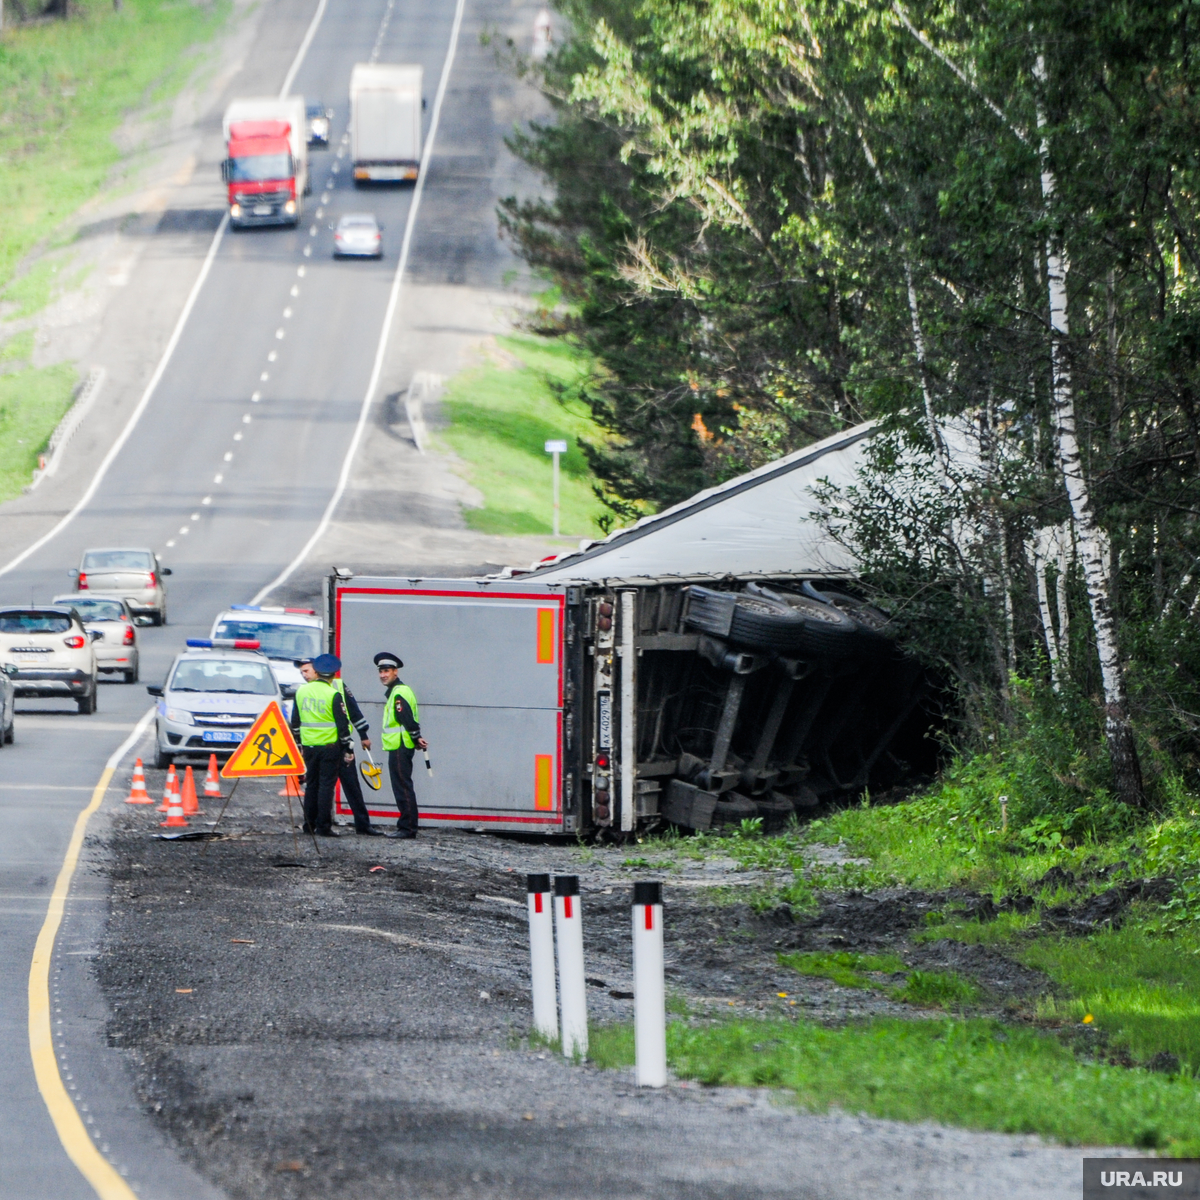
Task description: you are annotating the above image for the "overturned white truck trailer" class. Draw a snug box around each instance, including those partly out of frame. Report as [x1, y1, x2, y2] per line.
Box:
[327, 423, 936, 834]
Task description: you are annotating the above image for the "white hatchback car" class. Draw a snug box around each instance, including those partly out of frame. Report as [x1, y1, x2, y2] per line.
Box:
[0, 606, 99, 713]
[71, 548, 172, 625]
[209, 605, 322, 696]
[52, 595, 139, 683]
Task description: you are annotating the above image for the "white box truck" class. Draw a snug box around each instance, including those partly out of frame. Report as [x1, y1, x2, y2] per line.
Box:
[350, 64, 423, 183]
[221, 96, 310, 226]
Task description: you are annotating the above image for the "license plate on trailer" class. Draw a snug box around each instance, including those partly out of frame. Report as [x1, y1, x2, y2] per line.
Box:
[202, 730, 244, 743]
[253, 204, 273, 215]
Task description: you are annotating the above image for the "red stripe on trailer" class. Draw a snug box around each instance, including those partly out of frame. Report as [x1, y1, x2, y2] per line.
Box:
[564, 896, 573, 919]
[335, 584, 568, 822]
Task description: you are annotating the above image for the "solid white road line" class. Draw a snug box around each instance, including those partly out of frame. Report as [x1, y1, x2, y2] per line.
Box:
[0, 214, 228, 581]
[0, 0, 331, 583]
[279, 0, 328, 99]
[251, 0, 469, 604]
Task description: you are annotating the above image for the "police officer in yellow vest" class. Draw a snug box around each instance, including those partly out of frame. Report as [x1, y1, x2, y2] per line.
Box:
[296, 658, 384, 836]
[288, 653, 353, 837]
[374, 650, 426, 839]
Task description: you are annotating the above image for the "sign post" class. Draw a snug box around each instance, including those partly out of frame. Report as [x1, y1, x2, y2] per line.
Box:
[544, 439, 567, 536]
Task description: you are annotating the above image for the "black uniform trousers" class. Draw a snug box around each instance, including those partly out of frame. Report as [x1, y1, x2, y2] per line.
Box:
[388, 745, 419, 834]
[337, 756, 373, 832]
[302, 743, 343, 833]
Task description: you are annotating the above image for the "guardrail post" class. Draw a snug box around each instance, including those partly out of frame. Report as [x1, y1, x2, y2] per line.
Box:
[632, 880, 666, 1086]
[554, 875, 588, 1058]
[527, 873, 557, 1042]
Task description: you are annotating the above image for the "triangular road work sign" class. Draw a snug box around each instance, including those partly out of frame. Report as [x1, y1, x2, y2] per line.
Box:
[220, 701, 304, 778]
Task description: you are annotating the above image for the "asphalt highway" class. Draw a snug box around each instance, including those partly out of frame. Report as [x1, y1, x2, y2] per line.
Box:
[0, 0, 489, 1191]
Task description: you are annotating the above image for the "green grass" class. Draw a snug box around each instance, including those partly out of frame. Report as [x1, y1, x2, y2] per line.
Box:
[0, 363, 77, 500]
[893, 969, 980, 1009]
[587, 1015, 1200, 1152]
[1011, 921, 1200, 1072]
[439, 335, 610, 537]
[0, 0, 228, 297]
[0, 330, 35, 366]
[779, 950, 905, 989]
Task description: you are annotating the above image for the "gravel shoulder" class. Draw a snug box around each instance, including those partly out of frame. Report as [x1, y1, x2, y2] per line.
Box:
[92, 772, 1106, 1199]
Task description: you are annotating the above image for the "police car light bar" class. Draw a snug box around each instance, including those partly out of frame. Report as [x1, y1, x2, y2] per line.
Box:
[229, 604, 260, 611]
[186, 638, 262, 650]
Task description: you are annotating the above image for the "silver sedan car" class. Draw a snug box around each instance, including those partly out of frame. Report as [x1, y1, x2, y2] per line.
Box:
[333, 213, 382, 258]
[70, 547, 171, 625]
[52, 595, 140, 683]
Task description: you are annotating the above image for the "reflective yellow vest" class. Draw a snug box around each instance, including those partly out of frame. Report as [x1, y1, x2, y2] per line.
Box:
[295, 680, 338, 746]
[381, 683, 419, 751]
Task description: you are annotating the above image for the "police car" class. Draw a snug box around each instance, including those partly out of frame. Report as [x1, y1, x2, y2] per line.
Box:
[208, 605, 323, 696]
[147, 640, 288, 769]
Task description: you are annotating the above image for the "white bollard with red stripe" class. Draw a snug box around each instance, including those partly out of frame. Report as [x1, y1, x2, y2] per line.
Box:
[632, 880, 667, 1087]
[527, 873, 558, 1042]
[554, 874, 588, 1058]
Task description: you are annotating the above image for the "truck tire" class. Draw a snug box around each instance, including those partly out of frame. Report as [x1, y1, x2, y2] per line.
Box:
[801, 584, 892, 640]
[754, 792, 795, 833]
[685, 585, 859, 656]
[710, 792, 759, 828]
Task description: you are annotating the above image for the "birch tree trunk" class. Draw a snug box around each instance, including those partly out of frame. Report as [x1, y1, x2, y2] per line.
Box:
[1035, 56, 1145, 807]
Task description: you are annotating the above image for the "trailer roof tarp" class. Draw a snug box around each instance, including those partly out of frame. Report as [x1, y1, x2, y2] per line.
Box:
[528, 422, 876, 583]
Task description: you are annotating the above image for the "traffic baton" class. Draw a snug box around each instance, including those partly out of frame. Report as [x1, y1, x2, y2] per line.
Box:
[359, 748, 383, 791]
[423, 749, 433, 777]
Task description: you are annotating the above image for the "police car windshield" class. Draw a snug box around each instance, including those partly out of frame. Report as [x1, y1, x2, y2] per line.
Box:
[214, 621, 321, 661]
[169, 659, 276, 694]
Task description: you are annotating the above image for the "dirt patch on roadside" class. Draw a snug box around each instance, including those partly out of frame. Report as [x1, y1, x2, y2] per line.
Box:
[93, 776, 1075, 1198]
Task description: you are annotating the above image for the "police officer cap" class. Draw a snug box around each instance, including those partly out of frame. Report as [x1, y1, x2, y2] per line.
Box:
[311, 653, 341, 675]
[374, 651, 404, 669]
[293, 656, 313, 668]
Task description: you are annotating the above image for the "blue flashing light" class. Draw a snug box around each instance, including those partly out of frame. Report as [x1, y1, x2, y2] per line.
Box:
[186, 639, 213, 648]
[230, 604, 261, 611]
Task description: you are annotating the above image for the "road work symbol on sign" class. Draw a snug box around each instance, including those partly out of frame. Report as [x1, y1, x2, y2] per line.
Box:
[221, 701, 303, 778]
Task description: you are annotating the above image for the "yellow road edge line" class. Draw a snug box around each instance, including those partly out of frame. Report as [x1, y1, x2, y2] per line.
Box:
[28, 763, 138, 1200]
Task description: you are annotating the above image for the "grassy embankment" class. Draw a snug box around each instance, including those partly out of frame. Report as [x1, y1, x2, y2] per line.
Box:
[438, 334, 610, 538]
[0, 0, 228, 501]
[582, 773, 1200, 1153]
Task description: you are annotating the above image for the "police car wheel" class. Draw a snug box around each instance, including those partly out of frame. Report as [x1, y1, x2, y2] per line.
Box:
[154, 746, 172, 770]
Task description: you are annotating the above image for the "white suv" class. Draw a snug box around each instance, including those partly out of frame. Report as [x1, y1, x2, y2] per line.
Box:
[0, 607, 99, 713]
[209, 605, 323, 696]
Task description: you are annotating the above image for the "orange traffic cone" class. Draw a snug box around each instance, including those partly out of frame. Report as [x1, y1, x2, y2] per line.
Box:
[125, 758, 153, 805]
[279, 775, 303, 798]
[160, 786, 188, 828]
[158, 764, 178, 812]
[203, 754, 222, 798]
[180, 766, 201, 816]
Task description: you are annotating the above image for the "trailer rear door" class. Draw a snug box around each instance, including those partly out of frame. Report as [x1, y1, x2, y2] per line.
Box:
[333, 578, 567, 831]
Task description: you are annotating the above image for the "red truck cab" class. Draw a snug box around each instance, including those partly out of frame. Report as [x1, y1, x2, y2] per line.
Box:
[222, 120, 299, 227]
